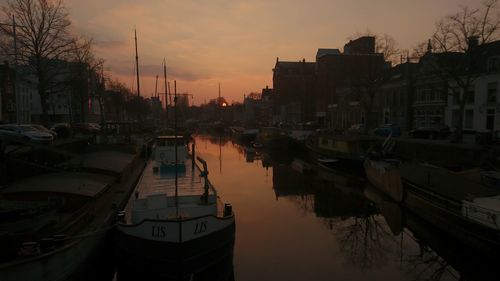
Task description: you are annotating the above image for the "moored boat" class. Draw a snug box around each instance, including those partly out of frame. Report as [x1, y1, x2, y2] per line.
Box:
[400, 162, 500, 258]
[115, 135, 235, 279]
[0, 149, 143, 281]
[256, 127, 289, 150]
[363, 158, 403, 202]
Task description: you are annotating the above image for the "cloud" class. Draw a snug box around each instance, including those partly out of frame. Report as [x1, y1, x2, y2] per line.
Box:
[110, 63, 211, 82]
[65, 0, 482, 103]
[94, 40, 127, 49]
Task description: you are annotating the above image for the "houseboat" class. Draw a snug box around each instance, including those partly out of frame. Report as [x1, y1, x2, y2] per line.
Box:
[115, 135, 235, 279]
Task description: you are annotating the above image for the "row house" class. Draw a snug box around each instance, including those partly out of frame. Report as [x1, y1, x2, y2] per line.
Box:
[378, 62, 418, 131]
[446, 41, 500, 133]
[376, 39, 500, 134]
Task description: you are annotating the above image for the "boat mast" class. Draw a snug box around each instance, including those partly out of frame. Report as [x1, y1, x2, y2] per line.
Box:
[174, 80, 179, 217]
[163, 58, 168, 124]
[135, 29, 141, 97]
[218, 82, 221, 121]
[154, 75, 158, 98]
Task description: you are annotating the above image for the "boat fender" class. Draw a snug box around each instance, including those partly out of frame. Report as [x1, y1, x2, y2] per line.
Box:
[117, 211, 126, 223]
[224, 203, 233, 216]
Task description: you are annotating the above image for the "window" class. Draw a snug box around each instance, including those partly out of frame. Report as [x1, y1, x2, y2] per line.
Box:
[431, 90, 438, 101]
[465, 110, 473, 129]
[452, 110, 460, 128]
[466, 89, 475, 104]
[487, 109, 495, 130]
[488, 57, 500, 72]
[440, 89, 447, 101]
[487, 82, 497, 103]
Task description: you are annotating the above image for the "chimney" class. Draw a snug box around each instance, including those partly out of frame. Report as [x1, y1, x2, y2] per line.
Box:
[426, 39, 433, 54]
[276, 57, 279, 63]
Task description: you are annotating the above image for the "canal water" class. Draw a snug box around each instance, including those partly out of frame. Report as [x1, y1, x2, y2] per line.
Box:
[190, 135, 496, 281]
[67, 134, 496, 281]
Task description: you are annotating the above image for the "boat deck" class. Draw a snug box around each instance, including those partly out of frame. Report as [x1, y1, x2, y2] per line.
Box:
[134, 158, 214, 199]
[401, 162, 500, 202]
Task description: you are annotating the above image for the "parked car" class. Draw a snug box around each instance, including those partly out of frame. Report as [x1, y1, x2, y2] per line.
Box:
[50, 123, 72, 138]
[29, 124, 58, 139]
[73, 122, 100, 135]
[373, 124, 401, 137]
[0, 124, 54, 144]
[409, 124, 451, 139]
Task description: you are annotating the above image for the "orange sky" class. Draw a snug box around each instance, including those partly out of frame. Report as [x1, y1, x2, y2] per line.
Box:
[65, 0, 483, 105]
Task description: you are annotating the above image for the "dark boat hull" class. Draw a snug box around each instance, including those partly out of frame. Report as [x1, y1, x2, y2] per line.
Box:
[114, 221, 236, 280]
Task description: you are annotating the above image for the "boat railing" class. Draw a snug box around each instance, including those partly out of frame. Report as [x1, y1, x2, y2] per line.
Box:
[196, 156, 217, 198]
[462, 201, 500, 230]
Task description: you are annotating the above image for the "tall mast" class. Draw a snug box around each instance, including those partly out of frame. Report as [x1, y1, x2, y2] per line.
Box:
[163, 59, 168, 121]
[218, 82, 221, 120]
[154, 75, 158, 98]
[134, 29, 141, 96]
[174, 80, 179, 217]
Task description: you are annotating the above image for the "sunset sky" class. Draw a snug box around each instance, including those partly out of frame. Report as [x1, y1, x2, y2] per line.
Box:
[65, 0, 482, 105]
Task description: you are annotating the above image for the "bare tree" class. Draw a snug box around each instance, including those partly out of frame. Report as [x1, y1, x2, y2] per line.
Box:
[426, 0, 500, 142]
[68, 36, 106, 124]
[348, 30, 401, 65]
[0, 0, 76, 126]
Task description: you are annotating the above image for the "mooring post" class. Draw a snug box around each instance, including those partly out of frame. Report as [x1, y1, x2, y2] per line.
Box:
[192, 143, 195, 169]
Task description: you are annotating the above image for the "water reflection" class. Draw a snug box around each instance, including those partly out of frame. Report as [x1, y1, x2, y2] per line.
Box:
[193, 135, 497, 281]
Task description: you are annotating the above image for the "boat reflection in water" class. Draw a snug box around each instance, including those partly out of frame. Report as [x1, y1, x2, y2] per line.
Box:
[268, 149, 498, 280]
[186, 135, 499, 281]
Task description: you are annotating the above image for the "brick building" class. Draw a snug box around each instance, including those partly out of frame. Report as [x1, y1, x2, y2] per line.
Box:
[319, 37, 387, 130]
[272, 58, 316, 124]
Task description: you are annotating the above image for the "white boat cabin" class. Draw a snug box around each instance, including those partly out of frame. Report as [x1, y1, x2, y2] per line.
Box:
[152, 136, 188, 167]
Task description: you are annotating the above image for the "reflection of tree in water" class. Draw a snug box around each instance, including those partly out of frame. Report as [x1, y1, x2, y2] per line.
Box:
[331, 214, 395, 271]
[285, 194, 315, 215]
[403, 240, 459, 281]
